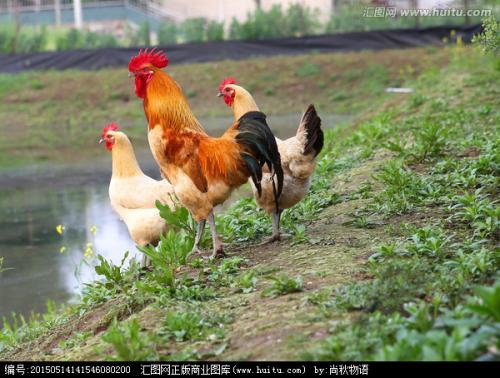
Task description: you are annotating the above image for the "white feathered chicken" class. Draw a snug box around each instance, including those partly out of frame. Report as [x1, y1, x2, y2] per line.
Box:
[218, 78, 324, 242]
[100, 123, 176, 266]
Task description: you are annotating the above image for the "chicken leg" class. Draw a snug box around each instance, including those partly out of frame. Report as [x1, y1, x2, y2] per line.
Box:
[208, 211, 225, 259]
[260, 208, 282, 245]
[191, 219, 206, 255]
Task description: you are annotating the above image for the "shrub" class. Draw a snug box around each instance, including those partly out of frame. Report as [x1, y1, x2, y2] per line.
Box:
[472, 15, 499, 54]
[56, 28, 84, 50]
[0, 24, 47, 53]
[138, 21, 151, 46]
[158, 22, 178, 45]
[206, 20, 224, 41]
[182, 18, 206, 42]
[284, 3, 320, 37]
[230, 4, 317, 40]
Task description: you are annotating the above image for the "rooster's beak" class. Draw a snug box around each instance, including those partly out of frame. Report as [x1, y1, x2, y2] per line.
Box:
[128, 72, 133, 78]
[98, 138, 105, 144]
[217, 92, 224, 97]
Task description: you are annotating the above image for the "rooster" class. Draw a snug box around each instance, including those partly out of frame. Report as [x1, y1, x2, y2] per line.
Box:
[218, 78, 323, 242]
[128, 49, 283, 258]
[100, 123, 177, 267]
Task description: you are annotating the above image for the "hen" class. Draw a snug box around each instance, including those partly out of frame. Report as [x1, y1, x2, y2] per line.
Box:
[100, 123, 176, 267]
[128, 49, 283, 258]
[218, 78, 323, 242]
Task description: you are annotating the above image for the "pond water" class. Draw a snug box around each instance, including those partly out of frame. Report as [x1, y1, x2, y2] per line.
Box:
[0, 113, 350, 326]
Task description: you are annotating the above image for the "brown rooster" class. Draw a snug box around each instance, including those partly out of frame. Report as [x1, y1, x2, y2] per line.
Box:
[128, 49, 283, 258]
[218, 78, 323, 242]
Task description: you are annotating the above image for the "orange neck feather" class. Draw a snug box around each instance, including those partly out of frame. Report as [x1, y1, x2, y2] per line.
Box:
[144, 70, 205, 134]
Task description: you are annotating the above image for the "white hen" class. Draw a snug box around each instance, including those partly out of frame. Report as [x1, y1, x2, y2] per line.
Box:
[218, 80, 324, 242]
[100, 123, 176, 267]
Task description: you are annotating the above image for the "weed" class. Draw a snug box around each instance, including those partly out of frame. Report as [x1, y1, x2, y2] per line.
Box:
[264, 87, 275, 96]
[235, 271, 258, 294]
[308, 282, 500, 361]
[102, 318, 158, 361]
[262, 274, 304, 297]
[410, 121, 448, 162]
[94, 251, 135, 292]
[59, 331, 92, 350]
[163, 311, 228, 342]
[407, 226, 451, 259]
[371, 160, 426, 214]
[410, 93, 427, 108]
[291, 224, 309, 245]
[296, 61, 320, 77]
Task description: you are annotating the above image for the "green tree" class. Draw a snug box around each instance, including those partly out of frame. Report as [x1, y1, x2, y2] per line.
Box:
[206, 20, 224, 41]
[182, 18, 206, 42]
[158, 22, 178, 45]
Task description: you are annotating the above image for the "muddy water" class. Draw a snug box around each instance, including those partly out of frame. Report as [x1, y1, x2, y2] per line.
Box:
[0, 113, 350, 325]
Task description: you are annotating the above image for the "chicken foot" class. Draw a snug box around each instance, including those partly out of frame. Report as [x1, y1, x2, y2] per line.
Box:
[260, 208, 283, 245]
[191, 212, 224, 259]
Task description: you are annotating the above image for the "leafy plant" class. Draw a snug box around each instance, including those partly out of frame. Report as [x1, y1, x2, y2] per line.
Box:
[59, 331, 92, 350]
[163, 310, 227, 342]
[407, 226, 451, 259]
[291, 224, 309, 245]
[205, 257, 245, 288]
[262, 274, 304, 297]
[372, 160, 426, 214]
[449, 191, 499, 239]
[138, 229, 194, 289]
[102, 318, 158, 361]
[94, 251, 131, 290]
[468, 282, 500, 321]
[472, 15, 499, 54]
[410, 121, 448, 162]
[156, 201, 198, 239]
[235, 270, 258, 293]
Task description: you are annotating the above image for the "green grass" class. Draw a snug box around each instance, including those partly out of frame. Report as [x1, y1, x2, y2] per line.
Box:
[0, 47, 449, 169]
[0, 42, 498, 361]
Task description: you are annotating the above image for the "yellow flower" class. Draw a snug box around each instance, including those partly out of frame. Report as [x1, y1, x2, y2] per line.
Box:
[56, 225, 64, 235]
[59, 246, 67, 254]
[90, 225, 97, 235]
[84, 243, 94, 258]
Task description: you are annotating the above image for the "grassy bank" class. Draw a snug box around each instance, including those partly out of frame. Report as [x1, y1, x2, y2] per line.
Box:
[1, 42, 498, 360]
[0, 47, 449, 169]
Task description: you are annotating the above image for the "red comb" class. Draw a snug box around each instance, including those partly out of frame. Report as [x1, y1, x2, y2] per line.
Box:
[102, 123, 119, 137]
[128, 48, 169, 71]
[219, 77, 236, 92]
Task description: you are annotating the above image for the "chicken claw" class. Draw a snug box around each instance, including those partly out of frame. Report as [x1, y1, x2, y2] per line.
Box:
[259, 234, 281, 246]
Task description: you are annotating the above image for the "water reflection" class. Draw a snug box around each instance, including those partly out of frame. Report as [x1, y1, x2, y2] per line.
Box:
[0, 183, 138, 325]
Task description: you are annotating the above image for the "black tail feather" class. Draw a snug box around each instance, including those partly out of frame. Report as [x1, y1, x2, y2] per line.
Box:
[240, 152, 263, 197]
[236, 111, 284, 210]
[301, 104, 324, 157]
